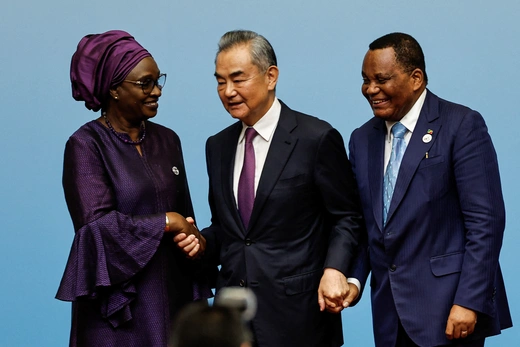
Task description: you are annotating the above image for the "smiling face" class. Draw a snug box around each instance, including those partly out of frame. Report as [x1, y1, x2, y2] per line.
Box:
[215, 44, 278, 126]
[111, 57, 162, 125]
[361, 47, 425, 122]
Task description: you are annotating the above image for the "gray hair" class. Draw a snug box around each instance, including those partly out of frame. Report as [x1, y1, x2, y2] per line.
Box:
[216, 30, 277, 72]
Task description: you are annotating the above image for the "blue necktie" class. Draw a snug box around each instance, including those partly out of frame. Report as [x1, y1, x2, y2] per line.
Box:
[238, 128, 258, 229]
[383, 122, 407, 225]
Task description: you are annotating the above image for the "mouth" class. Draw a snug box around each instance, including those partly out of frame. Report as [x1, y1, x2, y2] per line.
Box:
[144, 100, 159, 108]
[371, 99, 389, 106]
[228, 101, 243, 109]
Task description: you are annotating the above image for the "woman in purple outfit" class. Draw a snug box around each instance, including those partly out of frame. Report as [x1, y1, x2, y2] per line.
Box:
[56, 30, 212, 347]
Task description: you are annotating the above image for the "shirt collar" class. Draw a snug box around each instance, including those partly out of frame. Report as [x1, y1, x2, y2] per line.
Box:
[385, 89, 427, 140]
[239, 97, 281, 143]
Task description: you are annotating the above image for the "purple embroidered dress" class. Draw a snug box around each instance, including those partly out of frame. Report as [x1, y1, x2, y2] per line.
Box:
[56, 120, 205, 346]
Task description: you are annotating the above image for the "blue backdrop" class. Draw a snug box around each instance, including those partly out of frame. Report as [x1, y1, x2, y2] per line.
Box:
[1, 1, 517, 345]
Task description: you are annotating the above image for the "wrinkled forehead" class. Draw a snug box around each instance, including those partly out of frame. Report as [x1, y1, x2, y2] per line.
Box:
[215, 45, 259, 77]
[362, 48, 402, 74]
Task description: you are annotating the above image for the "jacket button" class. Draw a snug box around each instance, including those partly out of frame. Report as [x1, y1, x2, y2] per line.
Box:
[239, 280, 245, 287]
[245, 238, 252, 246]
[390, 264, 397, 272]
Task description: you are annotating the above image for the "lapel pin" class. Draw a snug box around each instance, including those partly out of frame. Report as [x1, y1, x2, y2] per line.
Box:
[172, 166, 180, 175]
[422, 129, 433, 143]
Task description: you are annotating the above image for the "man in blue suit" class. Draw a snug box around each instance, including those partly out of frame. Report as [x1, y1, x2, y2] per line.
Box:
[177, 30, 364, 347]
[347, 33, 512, 346]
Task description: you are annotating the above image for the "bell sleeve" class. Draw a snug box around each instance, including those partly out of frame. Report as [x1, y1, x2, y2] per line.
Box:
[56, 133, 165, 327]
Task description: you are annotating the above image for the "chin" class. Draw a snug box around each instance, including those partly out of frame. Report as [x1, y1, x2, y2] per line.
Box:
[144, 111, 158, 119]
[372, 110, 394, 121]
[372, 111, 387, 120]
[229, 112, 248, 121]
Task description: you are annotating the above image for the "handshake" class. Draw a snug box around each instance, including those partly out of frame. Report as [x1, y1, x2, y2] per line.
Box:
[164, 212, 206, 258]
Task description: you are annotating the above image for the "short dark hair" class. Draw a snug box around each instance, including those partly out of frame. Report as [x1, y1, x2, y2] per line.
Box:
[170, 303, 251, 347]
[369, 32, 428, 83]
[216, 30, 277, 72]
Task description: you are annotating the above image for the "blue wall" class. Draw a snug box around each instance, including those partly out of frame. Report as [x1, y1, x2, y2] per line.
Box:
[1, 1, 517, 345]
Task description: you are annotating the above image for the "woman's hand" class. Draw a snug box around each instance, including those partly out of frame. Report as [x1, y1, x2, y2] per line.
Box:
[167, 213, 206, 258]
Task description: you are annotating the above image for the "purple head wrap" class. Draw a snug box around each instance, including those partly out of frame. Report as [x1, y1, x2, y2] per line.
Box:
[70, 30, 151, 112]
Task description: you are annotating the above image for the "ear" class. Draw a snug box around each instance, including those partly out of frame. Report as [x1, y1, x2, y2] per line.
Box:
[266, 65, 279, 91]
[410, 68, 425, 91]
[109, 87, 119, 100]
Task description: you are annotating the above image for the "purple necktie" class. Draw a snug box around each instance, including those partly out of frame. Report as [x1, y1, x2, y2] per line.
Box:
[238, 127, 258, 229]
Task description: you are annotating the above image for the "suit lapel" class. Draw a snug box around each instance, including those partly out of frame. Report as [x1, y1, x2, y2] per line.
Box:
[220, 122, 245, 232]
[386, 91, 442, 224]
[368, 121, 387, 232]
[247, 103, 297, 233]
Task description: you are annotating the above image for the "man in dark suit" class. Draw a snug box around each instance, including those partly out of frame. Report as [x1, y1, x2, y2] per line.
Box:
[184, 30, 364, 347]
[347, 32, 512, 346]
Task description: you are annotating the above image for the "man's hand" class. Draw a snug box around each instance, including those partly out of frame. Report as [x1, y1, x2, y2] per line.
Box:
[445, 304, 477, 340]
[345, 282, 359, 306]
[317, 268, 350, 313]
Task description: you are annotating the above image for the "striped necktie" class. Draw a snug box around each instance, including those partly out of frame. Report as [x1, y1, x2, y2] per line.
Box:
[383, 122, 407, 225]
[238, 127, 258, 228]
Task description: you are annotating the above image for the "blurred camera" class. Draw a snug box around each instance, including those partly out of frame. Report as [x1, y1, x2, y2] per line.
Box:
[214, 287, 257, 322]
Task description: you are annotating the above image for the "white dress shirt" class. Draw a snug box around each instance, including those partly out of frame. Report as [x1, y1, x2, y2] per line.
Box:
[383, 89, 427, 172]
[233, 98, 281, 204]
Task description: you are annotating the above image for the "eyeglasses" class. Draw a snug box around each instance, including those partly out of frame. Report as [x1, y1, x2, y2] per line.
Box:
[123, 73, 167, 94]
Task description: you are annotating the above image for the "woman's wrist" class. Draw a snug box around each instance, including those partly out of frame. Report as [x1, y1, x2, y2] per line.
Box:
[164, 212, 188, 234]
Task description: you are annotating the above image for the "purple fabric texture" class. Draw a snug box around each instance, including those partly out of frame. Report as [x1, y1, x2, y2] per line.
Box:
[70, 30, 151, 112]
[56, 120, 212, 346]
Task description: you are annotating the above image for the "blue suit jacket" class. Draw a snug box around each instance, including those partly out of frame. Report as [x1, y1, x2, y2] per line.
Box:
[202, 101, 364, 347]
[348, 90, 512, 346]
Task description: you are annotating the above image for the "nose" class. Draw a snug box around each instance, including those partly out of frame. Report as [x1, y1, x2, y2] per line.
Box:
[150, 83, 162, 97]
[365, 81, 380, 95]
[224, 82, 237, 98]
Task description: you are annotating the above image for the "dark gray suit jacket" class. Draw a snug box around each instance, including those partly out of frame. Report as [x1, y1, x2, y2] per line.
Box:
[202, 101, 364, 347]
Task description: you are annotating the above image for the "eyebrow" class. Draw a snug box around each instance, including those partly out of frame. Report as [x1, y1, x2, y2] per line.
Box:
[214, 70, 245, 78]
[375, 73, 392, 79]
[132, 72, 161, 80]
[361, 72, 392, 79]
